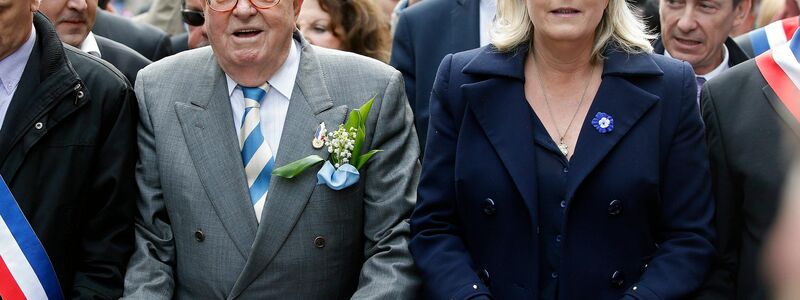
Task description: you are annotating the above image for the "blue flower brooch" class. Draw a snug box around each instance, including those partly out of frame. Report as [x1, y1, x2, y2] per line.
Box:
[591, 112, 614, 134]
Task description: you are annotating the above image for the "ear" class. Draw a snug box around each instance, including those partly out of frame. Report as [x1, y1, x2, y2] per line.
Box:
[731, 0, 752, 28]
[294, 0, 304, 18]
[31, 0, 41, 11]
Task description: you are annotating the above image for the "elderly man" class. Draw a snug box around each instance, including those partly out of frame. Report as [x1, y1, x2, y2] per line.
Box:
[121, 0, 420, 298]
[0, 0, 137, 298]
[38, 0, 151, 85]
[698, 27, 800, 300]
[654, 0, 752, 102]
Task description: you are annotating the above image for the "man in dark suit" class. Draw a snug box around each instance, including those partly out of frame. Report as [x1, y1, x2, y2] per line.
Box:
[38, 0, 151, 85]
[654, 0, 751, 102]
[93, 9, 172, 61]
[0, 3, 137, 297]
[698, 30, 800, 300]
[390, 0, 484, 152]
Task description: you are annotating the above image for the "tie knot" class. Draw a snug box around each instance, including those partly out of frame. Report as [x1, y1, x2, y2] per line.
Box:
[241, 82, 270, 108]
[695, 76, 707, 87]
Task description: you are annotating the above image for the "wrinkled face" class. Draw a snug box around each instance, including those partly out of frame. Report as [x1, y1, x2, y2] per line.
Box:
[297, 0, 342, 50]
[527, 0, 609, 44]
[660, 0, 749, 74]
[0, 0, 39, 60]
[186, 0, 209, 49]
[39, 0, 97, 47]
[205, 0, 301, 75]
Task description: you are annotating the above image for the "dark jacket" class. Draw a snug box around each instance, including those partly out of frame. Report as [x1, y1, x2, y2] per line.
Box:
[170, 32, 190, 54]
[410, 45, 715, 300]
[390, 0, 480, 153]
[653, 36, 751, 69]
[93, 10, 172, 61]
[0, 12, 137, 298]
[697, 59, 800, 300]
[96, 35, 151, 86]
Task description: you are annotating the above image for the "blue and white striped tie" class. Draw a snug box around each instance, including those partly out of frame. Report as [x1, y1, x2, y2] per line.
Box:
[240, 83, 274, 223]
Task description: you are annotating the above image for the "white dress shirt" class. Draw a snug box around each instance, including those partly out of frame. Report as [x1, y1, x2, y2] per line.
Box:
[479, 0, 497, 47]
[79, 32, 102, 58]
[665, 45, 730, 81]
[0, 26, 37, 131]
[226, 40, 300, 157]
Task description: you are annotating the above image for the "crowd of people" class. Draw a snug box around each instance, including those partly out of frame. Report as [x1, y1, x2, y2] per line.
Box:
[1, 0, 800, 299]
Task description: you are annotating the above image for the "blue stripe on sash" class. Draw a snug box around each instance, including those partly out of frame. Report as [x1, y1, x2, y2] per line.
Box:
[751, 28, 771, 56]
[0, 176, 63, 300]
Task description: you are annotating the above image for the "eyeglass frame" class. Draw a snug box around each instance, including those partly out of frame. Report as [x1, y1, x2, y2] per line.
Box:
[206, 0, 282, 12]
[181, 9, 205, 26]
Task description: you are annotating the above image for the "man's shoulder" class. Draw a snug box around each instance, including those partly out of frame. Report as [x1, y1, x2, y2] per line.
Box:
[64, 43, 129, 90]
[138, 46, 214, 80]
[312, 46, 398, 81]
[402, 0, 462, 19]
[96, 35, 152, 67]
[706, 59, 761, 92]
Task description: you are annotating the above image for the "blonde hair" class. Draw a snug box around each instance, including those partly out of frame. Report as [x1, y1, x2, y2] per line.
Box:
[491, 0, 654, 61]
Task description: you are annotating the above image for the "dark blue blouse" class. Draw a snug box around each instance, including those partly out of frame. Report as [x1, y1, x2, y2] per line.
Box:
[531, 110, 571, 300]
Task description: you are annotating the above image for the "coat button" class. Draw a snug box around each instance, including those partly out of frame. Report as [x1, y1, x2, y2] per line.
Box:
[610, 270, 625, 288]
[482, 198, 496, 216]
[76, 90, 85, 99]
[314, 236, 326, 248]
[194, 229, 205, 242]
[608, 199, 623, 216]
[478, 269, 491, 286]
[34, 122, 44, 130]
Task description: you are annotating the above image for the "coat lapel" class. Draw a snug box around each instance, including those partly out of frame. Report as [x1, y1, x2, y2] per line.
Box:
[451, 0, 481, 52]
[564, 50, 663, 201]
[174, 50, 257, 260]
[762, 83, 800, 138]
[462, 46, 540, 232]
[229, 35, 347, 299]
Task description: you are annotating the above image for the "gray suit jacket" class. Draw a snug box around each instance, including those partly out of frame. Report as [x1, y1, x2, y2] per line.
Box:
[123, 34, 421, 299]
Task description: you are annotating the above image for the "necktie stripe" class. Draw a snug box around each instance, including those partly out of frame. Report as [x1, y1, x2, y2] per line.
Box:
[247, 158, 275, 205]
[241, 127, 265, 166]
[244, 143, 272, 187]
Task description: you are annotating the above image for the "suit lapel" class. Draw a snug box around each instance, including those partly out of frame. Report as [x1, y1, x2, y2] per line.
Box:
[762, 83, 800, 138]
[229, 36, 347, 298]
[451, 0, 481, 52]
[174, 50, 257, 260]
[564, 51, 663, 201]
[465, 79, 540, 227]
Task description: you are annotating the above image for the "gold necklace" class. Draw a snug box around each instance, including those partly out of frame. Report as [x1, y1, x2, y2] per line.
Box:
[535, 61, 597, 157]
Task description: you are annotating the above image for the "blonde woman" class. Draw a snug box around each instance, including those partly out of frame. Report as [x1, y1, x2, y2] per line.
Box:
[409, 0, 716, 298]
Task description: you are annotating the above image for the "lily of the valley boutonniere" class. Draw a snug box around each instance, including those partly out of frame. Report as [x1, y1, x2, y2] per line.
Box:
[272, 98, 382, 190]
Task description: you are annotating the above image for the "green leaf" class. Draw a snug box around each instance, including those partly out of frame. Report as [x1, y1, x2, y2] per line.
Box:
[344, 97, 375, 164]
[355, 149, 383, 170]
[271, 155, 325, 178]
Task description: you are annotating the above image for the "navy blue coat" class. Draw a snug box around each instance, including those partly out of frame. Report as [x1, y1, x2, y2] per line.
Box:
[410, 44, 716, 300]
[390, 0, 480, 153]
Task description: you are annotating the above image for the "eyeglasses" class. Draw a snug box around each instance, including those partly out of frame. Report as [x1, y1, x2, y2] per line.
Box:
[206, 0, 281, 12]
[181, 9, 205, 26]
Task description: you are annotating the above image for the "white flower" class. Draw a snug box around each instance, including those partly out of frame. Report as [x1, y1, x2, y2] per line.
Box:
[599, 118, 610, 129]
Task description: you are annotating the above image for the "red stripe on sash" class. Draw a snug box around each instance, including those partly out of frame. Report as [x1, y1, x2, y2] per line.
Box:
[0, 257, 27, 300]
[756, 52, 800, 122]
[784, 17, 799, 41]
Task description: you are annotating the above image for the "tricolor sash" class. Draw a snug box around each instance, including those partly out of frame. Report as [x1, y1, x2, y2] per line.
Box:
[0, 176, 63, 300]
[749, 17, 800, 56]
[756, 30, 800, 124]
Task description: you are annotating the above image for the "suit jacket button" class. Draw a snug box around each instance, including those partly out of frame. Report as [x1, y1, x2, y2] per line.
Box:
[194, 229, 205, 242]
[478, 269, 491, 286]
[314, 236, 326, 248]
[610, 270, 625, 288]
[483, 198, 496, 216]
[608, 199, 623, 216]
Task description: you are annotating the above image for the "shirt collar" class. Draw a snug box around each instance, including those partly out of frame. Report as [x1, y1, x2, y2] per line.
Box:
[79, 32, 101, 58]
[226, 39, 300, 100]
[664, 44, 729, 80]
[0, 24, 37, 94]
